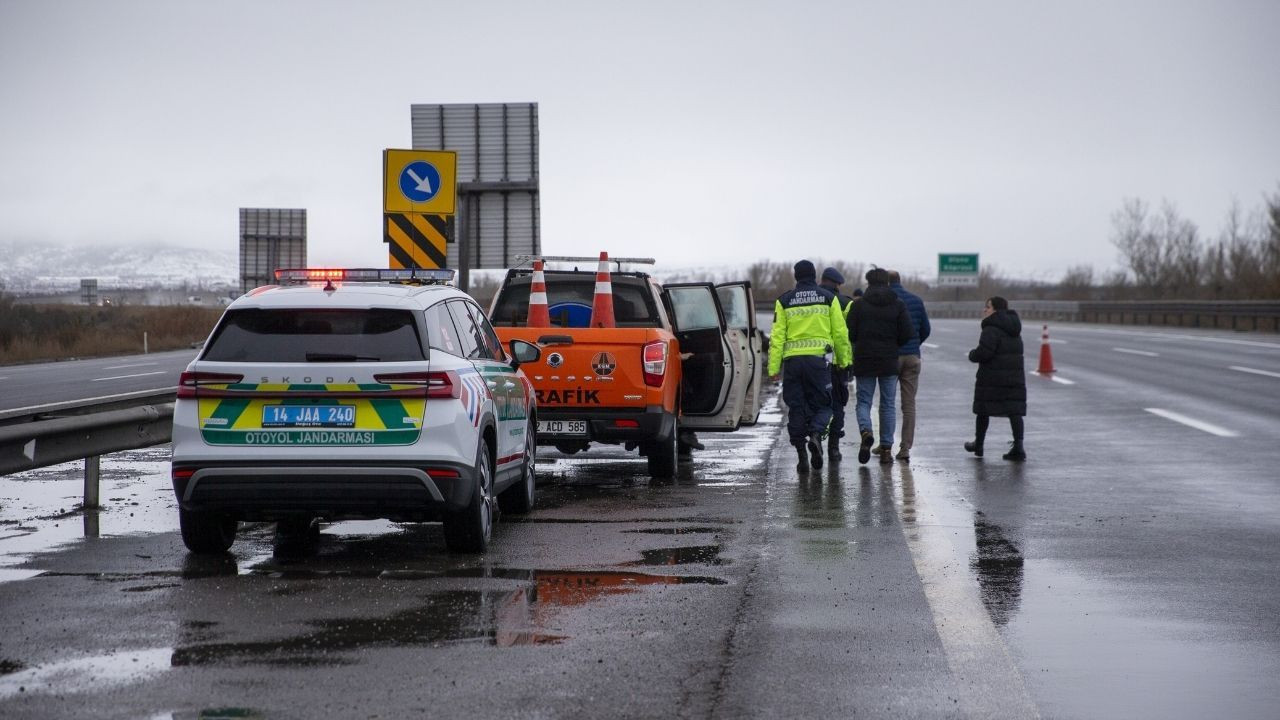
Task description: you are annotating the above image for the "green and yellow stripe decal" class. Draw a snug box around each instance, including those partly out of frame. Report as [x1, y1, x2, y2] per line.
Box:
[197, 382, 426, 446]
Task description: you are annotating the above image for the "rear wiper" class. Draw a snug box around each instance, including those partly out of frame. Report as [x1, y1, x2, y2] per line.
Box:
[305, 352, 381, 362]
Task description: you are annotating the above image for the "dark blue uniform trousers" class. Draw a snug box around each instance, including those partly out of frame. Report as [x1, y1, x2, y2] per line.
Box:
[783, 355, 833, 444]
[829, 364, 850, 439]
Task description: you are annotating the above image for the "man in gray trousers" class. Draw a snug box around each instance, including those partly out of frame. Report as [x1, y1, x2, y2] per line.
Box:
[888, 270, 931, 462]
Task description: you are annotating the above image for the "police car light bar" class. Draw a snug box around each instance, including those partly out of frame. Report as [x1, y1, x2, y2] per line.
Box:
[514, 255, 656, 266]
[274, 268, 456, 285]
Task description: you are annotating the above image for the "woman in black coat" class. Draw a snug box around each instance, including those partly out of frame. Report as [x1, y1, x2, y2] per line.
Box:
[964, 296, 1027, 460]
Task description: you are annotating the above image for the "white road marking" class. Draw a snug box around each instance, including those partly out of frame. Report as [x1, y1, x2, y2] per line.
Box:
[897, 472, 1041, 718]
[92, 371, 167, 382]
[1229, 365, 1280, 380]
[3, 388, 175, 414]
[1112, 347, 1160, 357]
[922, 343, 940, 349]
[103, 361, 159, 370]
[1030, 371, 1075, 385]
[1145, 408, 1238, 437]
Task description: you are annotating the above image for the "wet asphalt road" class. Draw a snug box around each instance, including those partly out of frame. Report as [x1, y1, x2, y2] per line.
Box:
[1, 320, 1279, 719]
[0, 349, 193, 414]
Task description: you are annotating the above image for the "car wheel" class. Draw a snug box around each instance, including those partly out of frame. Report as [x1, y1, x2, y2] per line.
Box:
[644, 422, 678, 479]
[179, 508, 237, 555]
[498, 421, 537, 514]
[274, 516, 320, 557]
[444, 437, 494, 553]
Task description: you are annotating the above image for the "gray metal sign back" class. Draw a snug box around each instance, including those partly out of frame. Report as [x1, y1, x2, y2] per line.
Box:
[240, 208, 307, 294]
[410, 103, 540, 283]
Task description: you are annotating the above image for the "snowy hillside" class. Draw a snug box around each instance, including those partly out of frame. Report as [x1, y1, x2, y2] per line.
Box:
[0, 241, 239, 293]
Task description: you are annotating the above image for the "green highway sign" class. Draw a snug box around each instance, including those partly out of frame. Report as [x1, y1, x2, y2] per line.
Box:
[937, 253, 979, 286]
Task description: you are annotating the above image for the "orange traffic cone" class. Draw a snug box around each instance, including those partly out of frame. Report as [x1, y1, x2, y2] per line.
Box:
[1037, 324, 1056, 374]
[590, 251, 616, 328]
[527, 259, 550, 327]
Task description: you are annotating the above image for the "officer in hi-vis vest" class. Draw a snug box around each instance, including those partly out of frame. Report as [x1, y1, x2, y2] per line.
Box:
[768, 260, 852, 472]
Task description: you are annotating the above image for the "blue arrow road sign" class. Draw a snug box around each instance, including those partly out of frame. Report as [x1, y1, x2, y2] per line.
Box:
[398, 161, 441, 203]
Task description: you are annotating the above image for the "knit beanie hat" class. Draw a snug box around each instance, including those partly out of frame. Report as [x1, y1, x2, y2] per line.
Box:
[794, 260, 817, 282]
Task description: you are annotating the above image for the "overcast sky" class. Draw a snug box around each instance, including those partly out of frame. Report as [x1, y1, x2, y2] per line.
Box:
[2, 0, 1277, 280]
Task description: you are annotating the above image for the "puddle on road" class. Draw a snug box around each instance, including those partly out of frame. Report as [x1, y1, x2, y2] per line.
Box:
[971, 512, 1024, 626]
[0, 445, 177, 569]
[621, 527, 722, 535]
[505, 516, 738, 525]
[624, 545, 727, 567]
[0, 647, 171, 700]
[168, 567, 726, 666]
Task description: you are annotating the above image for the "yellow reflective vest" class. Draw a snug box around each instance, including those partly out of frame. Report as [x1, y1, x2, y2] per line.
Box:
[768, 283, 852, 376]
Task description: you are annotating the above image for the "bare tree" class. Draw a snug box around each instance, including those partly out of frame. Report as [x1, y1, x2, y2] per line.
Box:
[1266, 188, 1280, 296]
[1158, 201, 1201, 293]
[1111, 198, 1162, 292]
[1110, 198, 1203, 298]
[1059, 264, 1095, 300]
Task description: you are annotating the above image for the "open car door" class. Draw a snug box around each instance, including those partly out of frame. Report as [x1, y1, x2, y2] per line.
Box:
[716, 281, 764, 425]
[662, 282, 746, 431]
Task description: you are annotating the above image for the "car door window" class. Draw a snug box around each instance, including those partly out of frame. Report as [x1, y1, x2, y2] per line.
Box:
[446, 300, 486, 360]
[667, 286, 723, 332]
[425, 302, 465, 357]
[464, 302, 506, 362]
[716, 285, 752, 331]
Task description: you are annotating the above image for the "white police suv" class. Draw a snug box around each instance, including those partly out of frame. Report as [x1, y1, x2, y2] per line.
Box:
[170, 269, 541, 555]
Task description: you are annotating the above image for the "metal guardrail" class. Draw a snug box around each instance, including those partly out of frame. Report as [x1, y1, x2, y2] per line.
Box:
[756, 299, 1280, 332]
[0, 390, 177, 507]
[925, 300, 1280, 332]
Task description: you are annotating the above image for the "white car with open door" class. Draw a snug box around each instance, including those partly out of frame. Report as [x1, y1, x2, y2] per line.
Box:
[716, 281, 767, 425]
[660, 281, 763, 433]
[169, 268, 541, 556]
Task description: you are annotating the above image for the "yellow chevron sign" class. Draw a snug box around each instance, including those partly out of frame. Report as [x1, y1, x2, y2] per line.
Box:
[384, 149, 457, 214]
[385, 212, 451, 269]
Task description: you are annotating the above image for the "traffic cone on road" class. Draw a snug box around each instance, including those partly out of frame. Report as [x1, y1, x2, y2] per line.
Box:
[1037, 324, 1056, 374]
[527, 259, 550, 328]
[590, 251, 616, 328]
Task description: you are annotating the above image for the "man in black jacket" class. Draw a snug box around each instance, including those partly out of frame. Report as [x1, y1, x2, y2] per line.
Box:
[846, 268, 913, 464]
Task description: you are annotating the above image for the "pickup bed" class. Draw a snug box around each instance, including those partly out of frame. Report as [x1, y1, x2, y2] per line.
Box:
[489, 263, 765, 478]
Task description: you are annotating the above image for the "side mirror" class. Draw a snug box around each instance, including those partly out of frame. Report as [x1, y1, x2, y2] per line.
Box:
[508, 339, 541, 370]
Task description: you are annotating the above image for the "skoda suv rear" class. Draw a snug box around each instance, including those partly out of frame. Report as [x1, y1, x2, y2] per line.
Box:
[170, 269, 540, 555]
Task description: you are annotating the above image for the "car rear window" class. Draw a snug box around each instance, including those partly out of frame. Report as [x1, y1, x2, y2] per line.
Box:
[202, 309, 425, 362]
[490, 273, 660, 328]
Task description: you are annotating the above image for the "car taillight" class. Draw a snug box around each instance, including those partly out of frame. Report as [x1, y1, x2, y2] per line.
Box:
[171, 467, 197, 480]
[642, 340, 667, 387]
[375, 370, 459, 399]
[176, 371, 244, 398]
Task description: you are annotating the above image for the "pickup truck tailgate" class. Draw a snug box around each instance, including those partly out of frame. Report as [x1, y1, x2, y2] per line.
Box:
[495, 327, 671, 409]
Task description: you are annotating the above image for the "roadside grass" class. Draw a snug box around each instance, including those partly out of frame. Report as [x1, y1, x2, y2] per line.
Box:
[0, 299, 222, 365]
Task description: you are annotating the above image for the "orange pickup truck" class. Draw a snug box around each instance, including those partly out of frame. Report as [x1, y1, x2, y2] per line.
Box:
[488, 256, 765, 478]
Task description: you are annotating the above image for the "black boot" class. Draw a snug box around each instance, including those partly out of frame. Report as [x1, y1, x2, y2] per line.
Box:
[964, 440, 984, 457]
[858, 431, 874, 464]
[807, 432, 824, 470]
[795, 443, 810, 472]
[827, 435, 842, 462]
[1002, 441, 1026, 461]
